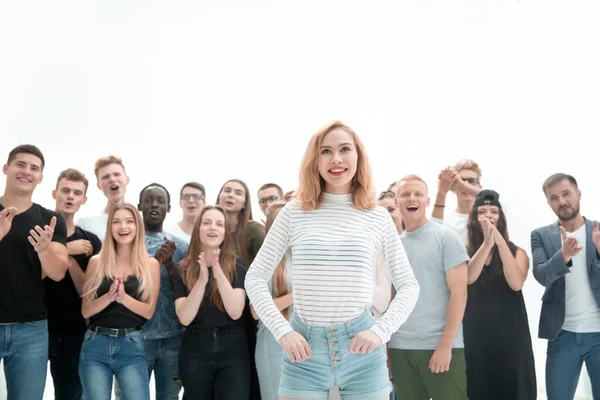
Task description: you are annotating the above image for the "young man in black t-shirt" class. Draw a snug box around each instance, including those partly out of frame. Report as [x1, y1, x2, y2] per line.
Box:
[44, 168, 102, 400]
[0, 144, 68, 399]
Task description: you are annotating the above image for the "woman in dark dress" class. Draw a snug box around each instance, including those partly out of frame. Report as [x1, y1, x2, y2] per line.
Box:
[463, 190, 536, 400]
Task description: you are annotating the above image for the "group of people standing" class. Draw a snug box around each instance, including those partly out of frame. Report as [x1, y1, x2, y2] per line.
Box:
[0, 120, 599, 400]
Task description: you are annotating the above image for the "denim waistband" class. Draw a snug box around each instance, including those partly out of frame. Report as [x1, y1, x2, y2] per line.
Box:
[290, 311, 375, 339]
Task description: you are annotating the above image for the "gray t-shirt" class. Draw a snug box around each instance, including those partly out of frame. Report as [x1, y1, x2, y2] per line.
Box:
[389, 221, 469, 350]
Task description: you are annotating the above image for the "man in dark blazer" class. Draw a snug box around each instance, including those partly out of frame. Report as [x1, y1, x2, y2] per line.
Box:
[531, 173, 600, 400]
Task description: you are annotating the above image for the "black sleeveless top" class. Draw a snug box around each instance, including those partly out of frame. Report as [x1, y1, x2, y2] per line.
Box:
[89, 276, 147, 329]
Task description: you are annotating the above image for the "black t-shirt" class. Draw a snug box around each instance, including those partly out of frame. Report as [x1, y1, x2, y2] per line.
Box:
[171, 257, 247, 328]
[0, 203, 67, 323]
[44, 226, 101, 337]
[90, 276, 147, 329]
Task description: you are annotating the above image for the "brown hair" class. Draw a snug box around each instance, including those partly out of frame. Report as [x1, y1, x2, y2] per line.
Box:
[296, 121, 376, 211]
[215, 179, 254, 264]
[542, 173, 578, 197]
[180, 182, 206, 199]
[257, 183, 283, 198]
[178, 206, 237, 311]
[265, 201, 290, 319]
[56, 168, 89, 194]
[94, 156, 126, 179]
[7, 144, 45, 170]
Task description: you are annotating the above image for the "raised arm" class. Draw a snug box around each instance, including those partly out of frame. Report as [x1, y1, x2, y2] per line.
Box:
[531, 227, 573, 287]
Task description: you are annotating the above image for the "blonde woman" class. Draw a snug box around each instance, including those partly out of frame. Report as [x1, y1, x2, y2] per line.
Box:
[79, 203, 160, 400]
[251, 201, 293, 400]
[246, 121, 420, 400]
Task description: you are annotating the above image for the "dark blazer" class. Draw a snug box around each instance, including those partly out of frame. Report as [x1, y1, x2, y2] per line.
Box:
[531, 218, 600, 340]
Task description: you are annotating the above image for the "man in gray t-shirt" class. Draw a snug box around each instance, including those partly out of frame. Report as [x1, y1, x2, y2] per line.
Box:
[389, 175, 469, 400]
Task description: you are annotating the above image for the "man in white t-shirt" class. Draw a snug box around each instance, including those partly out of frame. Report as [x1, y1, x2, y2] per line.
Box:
[531, 173, 600, 400]
[431, 159, 482, 245]
[163, 182, 205, 243]
[76, 155, 129, 243]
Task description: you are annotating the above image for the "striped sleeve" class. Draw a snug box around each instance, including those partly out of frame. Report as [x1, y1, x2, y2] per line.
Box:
[245, 203, 293, 341]
[370, 215, 420, 343]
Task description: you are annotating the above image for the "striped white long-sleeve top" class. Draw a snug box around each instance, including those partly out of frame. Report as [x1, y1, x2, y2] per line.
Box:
[245, 192, 420, 343]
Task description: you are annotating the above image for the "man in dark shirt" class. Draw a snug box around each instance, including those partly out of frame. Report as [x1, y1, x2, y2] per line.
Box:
[44, 168, 101, 400]
[0, 144, 68, 399]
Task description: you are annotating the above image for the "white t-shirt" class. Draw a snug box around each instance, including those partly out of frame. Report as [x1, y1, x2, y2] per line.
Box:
[163, 220, 191, 244]
[76, 211, 108, 243]
[563, 224, 600, 332]
[432, 211, 469, 246]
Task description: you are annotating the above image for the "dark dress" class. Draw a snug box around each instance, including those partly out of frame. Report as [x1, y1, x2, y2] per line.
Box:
[463, 242, 537, 400]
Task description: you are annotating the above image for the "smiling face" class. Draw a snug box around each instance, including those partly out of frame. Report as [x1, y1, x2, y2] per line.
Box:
[53, 178, 87, 216]
[97, 163, 129, 202]
[139, 186, 170, 232]
[180, 186, 205, 220]
[317, 128, 358, 194]
[218, 181, 247, 214]
[2, 153, 44, 195]
[111, 208, 137, 245]
[199, 208, 226, 250]
[396, 179, 430, 224]
[546, 179, 581, 221]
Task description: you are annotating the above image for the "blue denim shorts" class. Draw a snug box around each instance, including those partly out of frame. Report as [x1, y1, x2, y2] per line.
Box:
[279, 311, 392, 400]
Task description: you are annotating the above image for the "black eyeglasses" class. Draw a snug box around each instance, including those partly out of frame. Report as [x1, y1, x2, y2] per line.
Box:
[181, 194, 204, 201]
[258, 195, 280, 204]
[461, 177, 480, 185]
[378, 190, 395, 200]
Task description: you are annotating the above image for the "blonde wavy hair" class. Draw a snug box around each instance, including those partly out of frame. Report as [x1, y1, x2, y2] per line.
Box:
[83, 203, 152, 302]
[296, 121, 376, 211]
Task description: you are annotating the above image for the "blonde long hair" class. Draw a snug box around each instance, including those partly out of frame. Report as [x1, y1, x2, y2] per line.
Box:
[265, 202, 290, 319]
[178, 206, 237, 311]
[83, 203, 152, 302]
[296, 121, 376, 212]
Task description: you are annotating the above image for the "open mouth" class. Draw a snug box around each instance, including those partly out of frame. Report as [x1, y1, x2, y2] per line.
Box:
[110, 185, 120, 192]
[328, 167, 347, 177]
[224, 200, 235, 207]
[207, 233, 218, 238]
[406, 205, 419, 213]
[150, 211, 160, 218]
[65, 202, 74, 207]
[118, 232, 131, 237]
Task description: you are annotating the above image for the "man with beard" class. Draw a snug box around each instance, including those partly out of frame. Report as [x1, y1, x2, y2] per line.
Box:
[138, 183, 189, 400]
[531, 173, 600, 400]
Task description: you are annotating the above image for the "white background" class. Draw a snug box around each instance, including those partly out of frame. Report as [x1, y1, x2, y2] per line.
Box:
[1, 0, 599, 398]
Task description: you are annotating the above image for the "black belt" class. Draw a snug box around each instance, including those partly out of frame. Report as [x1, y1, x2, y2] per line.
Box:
[89, 325, 142, 337]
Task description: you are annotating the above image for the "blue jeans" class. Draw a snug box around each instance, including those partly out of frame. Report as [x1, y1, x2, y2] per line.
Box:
[79, 329, 150, 400]
[143, 336, 182, 400]
[255, 325, 284, 400]
[48, 335, 84, 400]
[546, 330, 600, 400]
[0, 320, 49, 400]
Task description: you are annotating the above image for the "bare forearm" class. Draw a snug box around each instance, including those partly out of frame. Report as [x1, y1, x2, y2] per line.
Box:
[122, 294, 156, 320]
[176, 283, 206, 326]
[468, 245, 492, 284]
[497, 238, 526, 290]
[216, 278, 245, 320]
[39, 244, 68, 281]
[82, 293, 113, 319]
[67, 257, 86, 296]
[439, 290, 467, 349]
[431, 191, 448, 220]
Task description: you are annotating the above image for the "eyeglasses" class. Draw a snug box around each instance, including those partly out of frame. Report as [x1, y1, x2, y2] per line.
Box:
[258, 195, 279, 204]
[461, 177, 480, 185]
[378, 190, 395, 200]
[181, 194, 204, 202]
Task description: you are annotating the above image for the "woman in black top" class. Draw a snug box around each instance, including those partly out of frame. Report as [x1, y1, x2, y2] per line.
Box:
[171, 205, 249, 400]
[80, 203, 160, 400]
[463, 190, 536, 400]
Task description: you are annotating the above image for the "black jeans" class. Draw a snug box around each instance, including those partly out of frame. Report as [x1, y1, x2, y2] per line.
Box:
[48, 335, 84, 400]
[179, 324, 251, 400]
